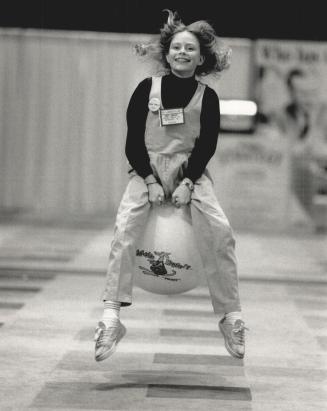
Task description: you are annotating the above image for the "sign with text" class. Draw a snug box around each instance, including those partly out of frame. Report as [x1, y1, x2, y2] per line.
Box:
[208, 131, 291, 232]
[254, 40, 327, 230]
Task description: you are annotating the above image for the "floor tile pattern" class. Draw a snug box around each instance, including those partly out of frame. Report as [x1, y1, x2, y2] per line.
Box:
[0, 216, 326, 410]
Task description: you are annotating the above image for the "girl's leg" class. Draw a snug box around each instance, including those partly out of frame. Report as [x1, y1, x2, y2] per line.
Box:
[190, 174, 247, 359]
[95, 174, 150, 362]
[102, 174, 150, 305]
[190, 174, 241, 316]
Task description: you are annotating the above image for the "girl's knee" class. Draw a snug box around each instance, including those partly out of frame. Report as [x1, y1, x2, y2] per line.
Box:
[219, 219, 235, 241]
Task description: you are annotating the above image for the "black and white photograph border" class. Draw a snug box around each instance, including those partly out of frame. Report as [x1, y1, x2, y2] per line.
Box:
[0, 2, 326, 410]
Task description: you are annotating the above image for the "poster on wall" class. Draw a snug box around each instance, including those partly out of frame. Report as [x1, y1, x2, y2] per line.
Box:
[254, 40, 327, 230]
[209, 131, 290, 232]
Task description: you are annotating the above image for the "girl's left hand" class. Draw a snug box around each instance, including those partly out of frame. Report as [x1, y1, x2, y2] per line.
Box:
[172, 184, 192, 208]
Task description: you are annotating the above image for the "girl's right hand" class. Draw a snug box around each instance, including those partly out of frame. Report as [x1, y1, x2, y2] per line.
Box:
[148, 183, 165, 206]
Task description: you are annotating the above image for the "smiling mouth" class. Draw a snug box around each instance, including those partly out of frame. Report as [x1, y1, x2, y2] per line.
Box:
[175, 58, 190, 62]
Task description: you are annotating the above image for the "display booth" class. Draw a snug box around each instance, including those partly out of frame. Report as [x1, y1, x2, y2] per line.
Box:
[254, 39, 327, 232]
[208, 128, 293, 232]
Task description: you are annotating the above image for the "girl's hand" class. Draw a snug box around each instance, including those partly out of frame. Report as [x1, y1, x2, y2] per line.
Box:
[148, 183, 165, 206]
[172, 184, 192, 208]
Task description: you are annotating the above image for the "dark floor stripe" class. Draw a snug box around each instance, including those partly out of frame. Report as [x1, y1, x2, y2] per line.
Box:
[0, 301, 24, 309]
[32, 381, 146, 408]
[0, 322, 3, 327]
[246, 366, 327, 380]
[33, 381, 252, 408]
[240, 277, 327, 286]
[0, 267, 103, 277]
[0, 255, 72, 262]
[154, 353, 243, 366]
[319, 261, 327, 270]
[167, 293, 210, 301]
[147, 384, 252, 401]
[75, 328, 92, 341]
[57, 351, 154, 371]
[160, 329, 222, 338]
[287, 286, 327, 297]
[316, 336, 327, 350]
[0, 286, 41, 293]
[294, 299, 327, 310]
[163, 309, 214, 318]
[0, 268, 56, 280]
[303, 315, 327, 329]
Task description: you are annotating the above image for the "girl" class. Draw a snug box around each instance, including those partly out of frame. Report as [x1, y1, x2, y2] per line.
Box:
[95, 10, 247, 362]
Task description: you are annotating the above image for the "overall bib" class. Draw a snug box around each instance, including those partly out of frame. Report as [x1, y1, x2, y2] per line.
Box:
[103, 77, 241, 315]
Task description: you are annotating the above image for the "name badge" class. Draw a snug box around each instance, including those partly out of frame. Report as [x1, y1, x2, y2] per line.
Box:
[159, 108, 185, 126]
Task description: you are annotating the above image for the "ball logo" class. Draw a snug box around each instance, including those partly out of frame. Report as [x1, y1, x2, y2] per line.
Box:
[134, 204, 200, 294]
[136, 249, 192, 282]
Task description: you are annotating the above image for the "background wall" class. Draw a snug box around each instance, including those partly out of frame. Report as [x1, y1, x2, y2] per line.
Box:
[1, 1, 325, 41]
[0, 29, 253, 215]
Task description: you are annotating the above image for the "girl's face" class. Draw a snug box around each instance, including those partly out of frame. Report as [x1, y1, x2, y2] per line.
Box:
[166, 31, 204, 78]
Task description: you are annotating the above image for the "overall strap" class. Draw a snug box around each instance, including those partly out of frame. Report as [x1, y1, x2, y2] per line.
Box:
[185, 81, 206, 113]
[149, 76, 162, 106]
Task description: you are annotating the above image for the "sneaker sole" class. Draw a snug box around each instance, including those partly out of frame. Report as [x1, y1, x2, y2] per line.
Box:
[219, 322, 244, 359]
[95, 324, 127, 362]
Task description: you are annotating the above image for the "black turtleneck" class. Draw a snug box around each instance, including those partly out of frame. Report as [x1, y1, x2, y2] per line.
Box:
[125, 72, 220, 183]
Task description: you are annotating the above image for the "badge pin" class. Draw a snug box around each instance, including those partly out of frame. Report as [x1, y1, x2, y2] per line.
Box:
[148, 98, 161, 112]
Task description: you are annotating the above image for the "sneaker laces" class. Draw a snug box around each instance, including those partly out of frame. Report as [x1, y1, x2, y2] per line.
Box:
[232, 321, 249, 345]
[97, 328, 112, 345]
[95, 322, 119, 345]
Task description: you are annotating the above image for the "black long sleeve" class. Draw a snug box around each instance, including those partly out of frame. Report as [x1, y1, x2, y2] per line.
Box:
[125, 77, 153, 178]
[184, 87, 220, 182]
[125, 73, 220, 182]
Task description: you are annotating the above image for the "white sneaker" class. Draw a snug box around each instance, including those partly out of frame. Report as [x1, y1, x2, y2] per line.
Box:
[219, 317, 248, 359]
[94, 320, 126, 362]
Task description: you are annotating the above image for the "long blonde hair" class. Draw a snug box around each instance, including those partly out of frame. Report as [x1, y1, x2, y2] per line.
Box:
[134, 10, 231, 76]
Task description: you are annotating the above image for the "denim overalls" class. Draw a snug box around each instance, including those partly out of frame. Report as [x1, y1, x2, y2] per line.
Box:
[103, 76, 241, 315]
